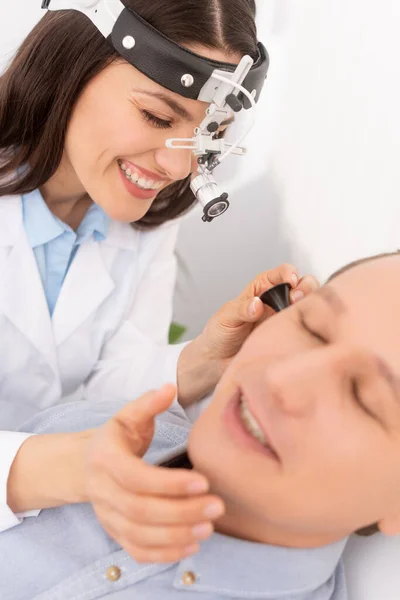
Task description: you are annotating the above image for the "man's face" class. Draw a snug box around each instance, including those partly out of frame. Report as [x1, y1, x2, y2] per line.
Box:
[188, 256, 400, 547]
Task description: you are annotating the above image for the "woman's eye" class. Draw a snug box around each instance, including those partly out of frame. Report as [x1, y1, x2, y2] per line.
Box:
[140, 110, 172, 130]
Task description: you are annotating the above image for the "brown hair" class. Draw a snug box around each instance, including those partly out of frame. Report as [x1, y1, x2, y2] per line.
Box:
[0, 0, 258, 228]
[327, 251, 400, 283]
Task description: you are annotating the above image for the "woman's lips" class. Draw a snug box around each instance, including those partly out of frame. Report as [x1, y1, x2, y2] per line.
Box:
[119, 159, 167, 182]
[118, 166, 159, 201]
[223, 392, 280, 462]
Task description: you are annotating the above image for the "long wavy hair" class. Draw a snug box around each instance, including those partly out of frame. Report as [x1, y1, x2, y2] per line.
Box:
[0, 0, 258, 228]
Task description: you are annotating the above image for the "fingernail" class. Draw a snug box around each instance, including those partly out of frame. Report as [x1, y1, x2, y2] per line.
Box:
[291, 274, 299, 287]
[187, 480, 208, 494]
[192, 523, 213, 540]
[204, 502, 224, 519]
[185, 544, 199, 557]
[249, 297, 259, 317]
[292, 290, 304, 303]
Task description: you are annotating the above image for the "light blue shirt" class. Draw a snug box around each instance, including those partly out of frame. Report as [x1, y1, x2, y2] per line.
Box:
[22, 189, 110, 315]
[0, 398, 348, 600]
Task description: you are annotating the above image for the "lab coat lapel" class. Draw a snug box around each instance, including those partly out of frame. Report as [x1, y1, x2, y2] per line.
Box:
[0, 224, 58, 373]
[52, 239, 115, 346]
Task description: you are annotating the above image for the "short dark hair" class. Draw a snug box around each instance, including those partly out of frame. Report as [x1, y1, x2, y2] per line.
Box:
[0, 0, 258, 229]
[328, 250, 400, 283]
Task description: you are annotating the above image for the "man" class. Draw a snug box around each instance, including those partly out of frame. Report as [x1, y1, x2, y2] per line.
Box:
[3, 252, 400, 600]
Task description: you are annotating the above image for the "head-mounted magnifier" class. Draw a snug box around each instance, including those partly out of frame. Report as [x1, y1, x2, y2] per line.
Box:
[42, 0, 270, 222]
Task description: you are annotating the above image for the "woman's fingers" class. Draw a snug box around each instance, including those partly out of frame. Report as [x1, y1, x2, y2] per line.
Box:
[93, 478, 224, 525]
[95, 492, 224, 563]
[101, 509, 214, 548]
[121, 541, 200, 564]
[101, 452, 209, 497]
[290, 274, 320, 303]
[247, 263, 299, 298]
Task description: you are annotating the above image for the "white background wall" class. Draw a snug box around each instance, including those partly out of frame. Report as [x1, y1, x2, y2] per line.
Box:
[175, 0, 400, 339]
[2, 2, 400, 339]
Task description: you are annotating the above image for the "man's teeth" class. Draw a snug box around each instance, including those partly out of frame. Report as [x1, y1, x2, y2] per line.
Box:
[239, 397, 268, 446]
[118, 161, 163, 191]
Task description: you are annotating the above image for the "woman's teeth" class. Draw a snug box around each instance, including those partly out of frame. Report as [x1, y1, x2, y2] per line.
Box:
[118, 161, 163, 191]
[239, 397, 268, 446]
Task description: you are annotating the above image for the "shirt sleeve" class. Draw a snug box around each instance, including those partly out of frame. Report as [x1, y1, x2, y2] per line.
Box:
[0, 432, 40, 532]
[84, 223, 189, 403]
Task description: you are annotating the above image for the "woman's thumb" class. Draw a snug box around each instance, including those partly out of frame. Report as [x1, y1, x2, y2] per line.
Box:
[113, 384, 177, 455]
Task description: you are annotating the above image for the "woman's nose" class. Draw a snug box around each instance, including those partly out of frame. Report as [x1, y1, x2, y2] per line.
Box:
[155, 146, 198, 182]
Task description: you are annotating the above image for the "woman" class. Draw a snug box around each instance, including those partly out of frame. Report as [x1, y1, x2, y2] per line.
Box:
[0, 0, 317, 537]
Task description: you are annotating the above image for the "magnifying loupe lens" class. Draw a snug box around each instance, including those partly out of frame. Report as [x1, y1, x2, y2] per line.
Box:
[208, 201, 228, 218]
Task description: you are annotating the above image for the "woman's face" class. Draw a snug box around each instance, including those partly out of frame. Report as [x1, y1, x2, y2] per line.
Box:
[188, 256, 400, 547]
[60, 46, 237, 222]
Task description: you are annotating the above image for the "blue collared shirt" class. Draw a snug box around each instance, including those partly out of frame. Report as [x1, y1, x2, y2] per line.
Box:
[0, 398, 348, 600]
[22, 189, 110, 315]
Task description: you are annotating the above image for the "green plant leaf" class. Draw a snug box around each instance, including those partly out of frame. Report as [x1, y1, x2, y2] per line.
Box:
[169, 322, 186, 344]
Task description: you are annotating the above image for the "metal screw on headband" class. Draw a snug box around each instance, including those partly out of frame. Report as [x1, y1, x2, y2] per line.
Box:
[181, 74, 194, 88]
[122, 35, 136, 49]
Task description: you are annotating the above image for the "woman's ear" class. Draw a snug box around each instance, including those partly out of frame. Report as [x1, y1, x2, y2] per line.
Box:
[378, 513, 400, 536]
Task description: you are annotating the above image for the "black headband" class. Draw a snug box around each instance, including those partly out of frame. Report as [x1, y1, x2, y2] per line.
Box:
[110, 8, 269, 105]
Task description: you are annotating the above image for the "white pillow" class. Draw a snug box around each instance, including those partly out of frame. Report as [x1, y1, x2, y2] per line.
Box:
[344, 533, 400, 599]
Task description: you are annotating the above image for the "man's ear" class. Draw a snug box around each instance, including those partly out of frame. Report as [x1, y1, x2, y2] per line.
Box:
[378, 514, 400, 536]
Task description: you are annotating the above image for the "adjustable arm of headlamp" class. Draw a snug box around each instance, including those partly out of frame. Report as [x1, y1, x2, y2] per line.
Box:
[42, 0, 270, 223]
[41, 0, 123, 37]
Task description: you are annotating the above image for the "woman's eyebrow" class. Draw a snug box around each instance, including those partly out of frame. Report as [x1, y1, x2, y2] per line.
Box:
[132, 88, 235, 127]
[133, 89, 194, 121]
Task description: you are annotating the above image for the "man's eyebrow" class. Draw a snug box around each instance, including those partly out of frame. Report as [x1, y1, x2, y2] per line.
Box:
[133, 89, 194, 121]
[318, 286, 346, 315]
[310, 286, 400, 405]
[375, 356, 400, 404]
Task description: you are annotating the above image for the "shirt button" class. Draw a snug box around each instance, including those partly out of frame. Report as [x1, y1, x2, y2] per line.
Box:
[182, 571, 197, 585]
[106, 566, 121, 582]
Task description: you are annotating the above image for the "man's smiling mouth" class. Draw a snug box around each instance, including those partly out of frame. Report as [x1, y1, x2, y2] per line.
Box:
[237, 395, 280, 460]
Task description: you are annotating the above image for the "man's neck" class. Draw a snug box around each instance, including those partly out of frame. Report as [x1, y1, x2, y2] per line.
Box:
[214, 499, 347, 549]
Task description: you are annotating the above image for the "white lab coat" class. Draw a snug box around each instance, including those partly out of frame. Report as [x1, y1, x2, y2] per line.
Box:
[0, 195, 185, 531]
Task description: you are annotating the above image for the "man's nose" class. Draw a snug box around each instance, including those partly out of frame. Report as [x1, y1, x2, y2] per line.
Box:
[240, 351, 330, 420]
[258, 344, 362, 418]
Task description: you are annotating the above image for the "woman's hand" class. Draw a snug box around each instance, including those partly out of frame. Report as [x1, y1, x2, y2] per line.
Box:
[178, 264, 319, 406]
[85, 384, 224, 563]
[199, 263, 319, 363]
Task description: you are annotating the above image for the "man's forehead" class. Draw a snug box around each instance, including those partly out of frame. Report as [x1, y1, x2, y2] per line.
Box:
[329, 262, 400, 371]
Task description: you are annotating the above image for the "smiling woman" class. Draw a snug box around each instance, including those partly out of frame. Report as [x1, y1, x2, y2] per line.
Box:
[0, 0, 258, 227]
[0, 0, 320, 560]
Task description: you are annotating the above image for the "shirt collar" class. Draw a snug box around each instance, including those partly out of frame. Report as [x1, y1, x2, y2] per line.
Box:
[174, 532, 348, 598]
[22, 189, 110, 248]
[22, 188, 65, 248]
[75, 202, 110, 244]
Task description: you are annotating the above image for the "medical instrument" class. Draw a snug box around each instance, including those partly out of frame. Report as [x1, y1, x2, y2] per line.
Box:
[260, 284, 291, 312]
[41, 0, 269, 222]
